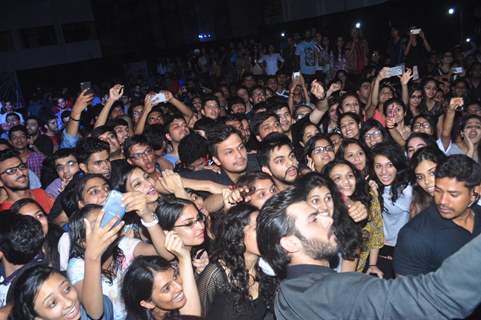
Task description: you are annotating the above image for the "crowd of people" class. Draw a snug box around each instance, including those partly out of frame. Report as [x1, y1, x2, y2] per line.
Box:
[1, 21, 481, 320]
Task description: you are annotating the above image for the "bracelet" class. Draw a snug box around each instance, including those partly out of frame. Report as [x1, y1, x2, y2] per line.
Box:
[70, 117, 80, 122]
[141, 214, 159, 228]
[369, 264, 377, 267]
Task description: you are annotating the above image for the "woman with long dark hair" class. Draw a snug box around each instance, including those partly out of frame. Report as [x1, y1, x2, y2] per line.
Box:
[323, 160, 384, 276]
[409, 147, 446, 217]
[371, 142, 412, 279]
[122, 233, 201, 320]
[197, 203, 277, 320]
[360, 118, 392, 149]
[335, 138, 374, 181]
[295, 173, 363, 272]
[303, 134, 335, 173]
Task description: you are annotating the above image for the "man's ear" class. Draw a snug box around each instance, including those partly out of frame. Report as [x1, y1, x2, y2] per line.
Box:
[165, 133, 173, 143]
[139, 300, 155, 310]
[280, 235, 301, 254]
[261, 166, 272, 176]
[79, 163, 87, 174]
[212, 156, 221, 167]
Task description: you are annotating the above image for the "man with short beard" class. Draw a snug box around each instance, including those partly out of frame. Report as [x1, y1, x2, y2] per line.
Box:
[258, 185, 481, 320]
[25, 116, 54, 156]
[0, 150, 53, 212]
[258, 133, 299, 191]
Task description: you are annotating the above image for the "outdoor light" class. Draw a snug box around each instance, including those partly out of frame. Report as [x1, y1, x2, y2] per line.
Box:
[466, 37, 471, 43]
[281, 32, 286, 37]
[355, 22, 361, 29]
[448, 8, 455, 15]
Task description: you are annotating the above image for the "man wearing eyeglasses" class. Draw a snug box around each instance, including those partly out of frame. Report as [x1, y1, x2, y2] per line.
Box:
[125, 135, 158, 175]
[0, 149, 53, 212]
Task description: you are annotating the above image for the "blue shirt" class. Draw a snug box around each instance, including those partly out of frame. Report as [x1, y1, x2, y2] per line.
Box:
[381, 184, 412, 246]
[295, 41, 318, 75]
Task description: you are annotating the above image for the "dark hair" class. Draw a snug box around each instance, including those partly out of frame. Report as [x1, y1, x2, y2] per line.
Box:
[359, 119, 392, 147]
[193, 117, 217, 133]
[155, 198, 196, 230]
[11, 265, 66, 319]
[337, 112, 361, 129]
[436, 154, 481, 189]
[236, 171, 274, 193]
[257, 187, 304, 279]
[257, 133, 293, 168]
[371, 142, 410, 204]
[92, 125, 115, 139]
[0, 212, 44, 265]
[8, 124, 28, 140]
[302, 133, 333, 165]
[108, 117, 129, 130]
[178, 132, 209, 167]
[201, 95, 219, 108]
[335, 138, 373, 179]
[228, 97, 246, 112]
[206, 125, 242, 158]
[69, 204, 124, 283]
[144, 124, 167, 151]
[52, 148, 77, 164]
[405, 132, 437, 156]
[212, 203, 277, 311]
[409, 147, 446, 215]
[295, 173, 362, 260]
[250, 111, 279, 137]
[411, 114, 437, 136]
[5, 112, 20, 122]
[123, 135, 151, 159]
[0, 149, 21, 164]
[73, 173, 110, 207]
[339, 92, 360, 113]
[75, 137, 110, 165]
[164, 113, 185, 133]
[382, 98, 406, 118]
[122, 256, 177, 320]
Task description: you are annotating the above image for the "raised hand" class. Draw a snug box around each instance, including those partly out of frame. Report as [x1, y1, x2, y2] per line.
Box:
[192, 249, 209, 274]
[448, 97, 464, 112]
[222, 186, 250, 210]
[310, 80, 325, 100]
[109, 84, 124, 101]
[122, 192, 151, 219]
[399, 68, 413, 85]
[84, 210, 124, 261]
[326, 82, 342, 97]
[346, 200, 368, 223]
[377, 67, 390, 81]
[73, 89, 94, 112]
[162, 90, 174, 102]
[165, 231, 190, 261]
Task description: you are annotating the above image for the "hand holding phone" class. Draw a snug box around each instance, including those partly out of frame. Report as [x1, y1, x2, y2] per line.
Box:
[410, 28, 421, 35]
[151, 92, 167, 105]
[100, 190, 126, 228]
[80, 81, 93, 95]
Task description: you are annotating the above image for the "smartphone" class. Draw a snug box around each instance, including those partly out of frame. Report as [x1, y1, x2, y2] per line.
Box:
[151, 92, 167, 105]
[293, 72, 301, 79]
[451, 67, 464, 74]
[388, 64, 405, 77]
[412, 65, 420, 81]
[100, 190, 126, 228]
[410, 28, 421, 35]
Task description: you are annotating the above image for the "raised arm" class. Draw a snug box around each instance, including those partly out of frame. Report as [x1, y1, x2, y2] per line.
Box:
[399, 68, 413, 106]
[441, 98, 463, 150]
[419, 31, 431, 52]
[66, 90, 93, 137]
[164, 91, 194, 122]
[366, 68, 389, 118]
[94, 84, 124, 128]
[309, 80, 336, 125]
[134, 94, 154, 135]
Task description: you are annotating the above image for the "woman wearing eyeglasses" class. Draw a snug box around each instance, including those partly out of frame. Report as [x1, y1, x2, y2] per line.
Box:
[155, 198, 209, 275]
[303, 134, 335, 173]
[197, 203, 277, 320]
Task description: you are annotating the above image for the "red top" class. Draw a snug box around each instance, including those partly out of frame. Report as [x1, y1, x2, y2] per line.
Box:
[0, 188, 54, 213]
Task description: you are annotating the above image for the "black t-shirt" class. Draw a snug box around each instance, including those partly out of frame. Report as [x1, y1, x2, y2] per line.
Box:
[34, 134, 54, 155]
[394, 204, 481, 275]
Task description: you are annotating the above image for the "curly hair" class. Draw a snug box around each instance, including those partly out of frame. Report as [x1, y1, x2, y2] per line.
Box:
[212, 203, 277, 312]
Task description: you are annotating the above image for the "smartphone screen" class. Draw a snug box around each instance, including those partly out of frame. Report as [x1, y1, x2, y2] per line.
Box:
[100, 190, 126, 228]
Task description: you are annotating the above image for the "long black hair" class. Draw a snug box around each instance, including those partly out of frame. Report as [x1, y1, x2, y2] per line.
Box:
[69, 204, 124, 284]
[122, 256, 179, 320]
[211, 203, 277, 313]
[295, 173, 363, 261]
[335, 138, 374, 180]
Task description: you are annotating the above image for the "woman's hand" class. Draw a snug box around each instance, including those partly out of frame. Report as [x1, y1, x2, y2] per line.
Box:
[192, 250, 209, 274]
[123, 192, 151, 219]
[84, 210, 124, 261]
[165, 231, 190, 261]
[366, 265, 384, 279]
[346, 200, 368, 223]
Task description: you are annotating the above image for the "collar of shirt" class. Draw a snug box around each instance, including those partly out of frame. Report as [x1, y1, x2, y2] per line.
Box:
[286, 264, 334, 280]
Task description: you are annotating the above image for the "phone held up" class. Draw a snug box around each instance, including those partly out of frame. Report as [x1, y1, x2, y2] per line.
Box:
[100, 190, 126, 228]
[80, 81, 93, 95]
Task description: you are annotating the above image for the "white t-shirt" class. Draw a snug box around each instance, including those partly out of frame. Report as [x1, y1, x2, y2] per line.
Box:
[67, 237, 140, 320]
[259, 53, 284, 75]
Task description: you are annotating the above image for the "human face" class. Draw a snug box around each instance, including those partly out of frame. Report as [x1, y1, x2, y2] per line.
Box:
[310, 139, 335, 172]
[341, 96, 360, 114]
[132, 105, 143, 124]
[98, 131, 120, 155]
[55, 155, 79, 183]
[266, 78, 278, 92]
[110, 106, 124, 119]
[114, 125, 130, 145]
[79, 177, 110, 207]
[329, 164, 356, 198]
[302, 125, 319, 145]
[463, 118, 481, 144]
[213, 133, 247, 174]
[18, 202, 48, 236]
[275, 107, 293, 133]
[424, 81, 437, 99]
[407, 137, 427, 159]
[385, 102, 405, 124]
[434, 177, 474, 220]
[230, 102, 246, 114]
[374, 155, 397, 186]
[127, 168, 159, 203]
[214, 92, 227, 107]
[467, 104, 481, 117]
[340, 116, 360, 139]
[329, 134, 342, 153]
[192, 97, 202, 112]
[84, 150, 111, 179]
[26, 119, 39, 136]
[363, 127, 383, 148]
[0, 157, 29, 191]
[412, 118, 433, 135]
[357, 82, 371, 101]
[244, 211, 260, 256]
[173, 205, 205, 246]
[415, 160, 437, 196]
[47, 119, 59, 133]
[33, 273, 81, 320]
[147, 111, 164, 125]
[257, 116, 282, 141]
[6, 115, 19, 127]
[291, 199, 336, 258]
[201, 100, 220, 120]
[9, 130, 28, 150]
[148, 268, 186, 312]
[167, 119, 189, 144]
[237, 88, 249, 103]
[128, 144, 156, 174]
[343, 143, 366, 172]
[379, 87, 393, 104]
[251, 88, 266, 105]
[265, 145, 298, 185]
[454, 82, 467, 98]
[409, 90, 423, 108]
[249, 178, 278, 209]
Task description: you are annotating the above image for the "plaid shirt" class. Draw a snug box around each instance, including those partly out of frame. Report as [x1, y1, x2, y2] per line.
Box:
[27, 151, 45, 178]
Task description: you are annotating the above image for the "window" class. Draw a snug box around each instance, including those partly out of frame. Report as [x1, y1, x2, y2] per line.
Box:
[62, 22, 96, 43]
[20, 26, 57, 48]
